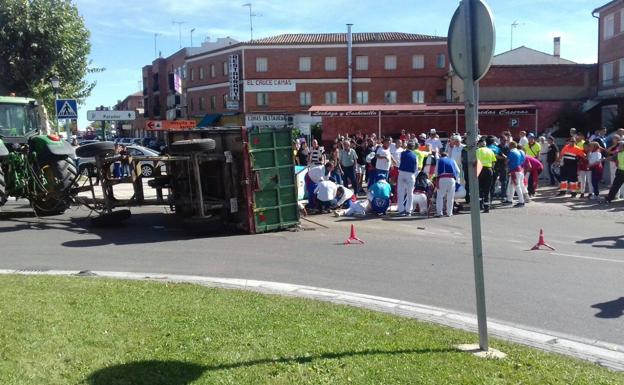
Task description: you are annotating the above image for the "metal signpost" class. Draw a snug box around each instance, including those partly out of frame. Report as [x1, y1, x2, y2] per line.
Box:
[448, 0, 495, 352]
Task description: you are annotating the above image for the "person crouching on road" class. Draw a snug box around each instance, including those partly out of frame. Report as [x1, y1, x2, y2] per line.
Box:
[314, 177, 338, 214]
[435, 151, 459, 217]
[334, 185, 355, 209]
[413, 170, 433, 215]
[476, 137, 497, 213]
[505, 141, 526, 207]
[397, 141, 418, 216]
[557, 137, 586, 197]
[305, 162, 334, 211]
[369, 174, 392, 215]
[523, 154, 544, 198]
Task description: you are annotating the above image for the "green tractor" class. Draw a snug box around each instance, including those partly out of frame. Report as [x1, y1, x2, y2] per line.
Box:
[0, 95, 77, 216]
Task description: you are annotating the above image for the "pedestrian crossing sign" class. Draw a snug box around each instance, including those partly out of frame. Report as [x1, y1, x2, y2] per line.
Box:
[55, 99, 78, 119]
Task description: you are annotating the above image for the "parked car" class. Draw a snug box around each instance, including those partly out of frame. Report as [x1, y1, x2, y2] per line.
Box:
[76, 144, 163, 177]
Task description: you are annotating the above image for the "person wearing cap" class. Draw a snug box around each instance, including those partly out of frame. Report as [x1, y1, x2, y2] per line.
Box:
[426, 129, 443, 153]
[369, 174, 392, 215]
[524, 133, 541, 158]
[505, 141, 526, 207]
[557, 137, 586, 197]
[493, 135, 510, 201]
[476, 138, 497, 213]
[397, 141, 418, 216]
[435, 151, 459, 217]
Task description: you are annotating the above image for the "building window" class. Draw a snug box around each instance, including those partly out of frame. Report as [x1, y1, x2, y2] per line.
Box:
[223, 61, 228, 76]
[356, 91, 368, 104]
[199, 67, 205, 80]
[299, 91, 312, 106]
[619, 58, 624, 84]
[384, 55, 397, 70]
[257, 92, 268, 106]
[384, 90, 397, 104]
[412, 54, 425, 69]
[355, 55, 368, 71]
[223, 94, 228, 108]
[210, 64, 216, 78]
[199, 96, 205, 111]
[299, 56, 311, 72]
[190, 68, 195, 81]
[189, 97, 194, 112]
[325, 91, 337, 104]
[603, 62, 614, 86]
[621, 10, 624, 33]
[182, 64, 187, 79]
[436, 54, 446, 69]
[605, 13, 615, 39]
[256, 57, 268, 72]
[412, 90, 425, 104]
[325, 56, 337, 71]
[210, 95, 217, 110]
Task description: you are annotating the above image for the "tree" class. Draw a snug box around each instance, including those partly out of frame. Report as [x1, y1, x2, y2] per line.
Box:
[0, 0, 102, 117]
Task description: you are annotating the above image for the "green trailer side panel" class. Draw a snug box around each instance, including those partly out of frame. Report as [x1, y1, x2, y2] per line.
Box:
[249, 128, 299, 233]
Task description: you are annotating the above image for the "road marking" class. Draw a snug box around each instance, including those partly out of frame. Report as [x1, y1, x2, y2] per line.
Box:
[549, 252, 624, 264]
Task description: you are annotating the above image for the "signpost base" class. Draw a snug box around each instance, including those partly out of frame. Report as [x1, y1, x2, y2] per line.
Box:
[456, 344, 507, 359]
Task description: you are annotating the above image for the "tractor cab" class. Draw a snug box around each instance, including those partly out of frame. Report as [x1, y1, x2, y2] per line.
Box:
[0, 96, 41, 142]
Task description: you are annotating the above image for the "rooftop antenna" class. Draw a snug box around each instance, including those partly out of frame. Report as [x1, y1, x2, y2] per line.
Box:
[510, 21, 523, 50]
[172, 20, 186, 48]
[153, 32, 162, 59]
[190, 28, 196, 46]
[242, 3, 260, 41]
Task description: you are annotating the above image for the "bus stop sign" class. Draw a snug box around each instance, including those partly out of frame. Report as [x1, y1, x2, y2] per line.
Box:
[448, 0, 495, 81]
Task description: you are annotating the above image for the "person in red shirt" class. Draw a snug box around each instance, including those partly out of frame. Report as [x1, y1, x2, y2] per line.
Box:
[523, 155, 544, 197]
[557, 137, 586, 197]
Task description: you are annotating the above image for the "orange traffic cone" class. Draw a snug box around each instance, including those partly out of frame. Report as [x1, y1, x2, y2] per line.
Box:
[344, 224, 364, 245]
[531, 229, 555, 251]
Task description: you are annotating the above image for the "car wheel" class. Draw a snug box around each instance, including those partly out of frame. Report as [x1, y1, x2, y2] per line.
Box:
[140, 164, 154, 177]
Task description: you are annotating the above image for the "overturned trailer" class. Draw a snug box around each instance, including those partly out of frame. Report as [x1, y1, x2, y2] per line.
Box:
[76, 127, 299, 234]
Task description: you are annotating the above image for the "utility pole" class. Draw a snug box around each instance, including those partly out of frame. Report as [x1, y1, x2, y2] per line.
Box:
[510, 21, 518, 50]
[190, 28, 196, 46]
[172, 20, 186, 48]
[154, 33, 162, 58]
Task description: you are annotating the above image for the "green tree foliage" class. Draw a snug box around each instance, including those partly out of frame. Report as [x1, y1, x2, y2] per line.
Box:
[0, 0, 102, 116]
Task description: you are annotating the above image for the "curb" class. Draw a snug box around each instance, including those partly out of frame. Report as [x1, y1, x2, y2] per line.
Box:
[1, 268, 623, 371]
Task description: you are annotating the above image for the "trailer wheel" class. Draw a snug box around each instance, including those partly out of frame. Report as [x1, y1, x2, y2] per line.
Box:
[170, 138, 216, 153]
[0, 166, 6, 208]
[76, 142, 115, 158]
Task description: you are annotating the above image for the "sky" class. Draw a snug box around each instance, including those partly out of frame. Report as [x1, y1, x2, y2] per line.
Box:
[74, 0, 607, 130]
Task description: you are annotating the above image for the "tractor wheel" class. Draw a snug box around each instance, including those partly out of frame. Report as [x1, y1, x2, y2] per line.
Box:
[170, 138, 216, 153]
[0, 166, 6, 208]
[32, 157, 78, 216]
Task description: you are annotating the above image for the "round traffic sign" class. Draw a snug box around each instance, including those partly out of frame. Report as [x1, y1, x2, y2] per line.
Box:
[448, 0, 496, 81]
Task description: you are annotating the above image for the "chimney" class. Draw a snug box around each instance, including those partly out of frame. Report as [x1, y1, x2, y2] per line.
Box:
[553, 37, 561, 58]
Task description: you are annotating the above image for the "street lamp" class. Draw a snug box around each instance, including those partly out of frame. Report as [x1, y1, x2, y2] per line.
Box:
[49, 76, 60, 132]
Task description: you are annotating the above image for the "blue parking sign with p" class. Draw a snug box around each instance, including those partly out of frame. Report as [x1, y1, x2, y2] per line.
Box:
[55, 99, 78, 119]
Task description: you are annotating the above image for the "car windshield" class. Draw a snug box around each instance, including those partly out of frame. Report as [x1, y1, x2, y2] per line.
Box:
[0, 103, 39, 137]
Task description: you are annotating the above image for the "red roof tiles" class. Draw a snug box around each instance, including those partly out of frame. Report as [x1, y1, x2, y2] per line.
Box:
[247, 33, 446, 45]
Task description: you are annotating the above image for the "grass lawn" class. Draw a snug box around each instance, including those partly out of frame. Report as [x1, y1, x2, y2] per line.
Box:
[0, 275, 622, 385]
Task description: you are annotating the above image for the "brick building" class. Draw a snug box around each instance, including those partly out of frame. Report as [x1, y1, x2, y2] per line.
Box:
[143, 32, 450, 136]
[592, 0, 624, 127]
[114, 91, 145, 137]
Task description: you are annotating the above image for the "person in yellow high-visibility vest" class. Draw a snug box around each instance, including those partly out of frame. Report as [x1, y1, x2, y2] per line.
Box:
[606, 142, 624, 203]
[476, 138, 497, 213]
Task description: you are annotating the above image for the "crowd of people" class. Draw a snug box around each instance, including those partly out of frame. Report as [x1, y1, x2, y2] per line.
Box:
[294, 126, 624, 217]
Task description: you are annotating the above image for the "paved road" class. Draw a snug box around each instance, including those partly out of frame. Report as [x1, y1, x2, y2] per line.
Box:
[1, 188, 623, 346]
